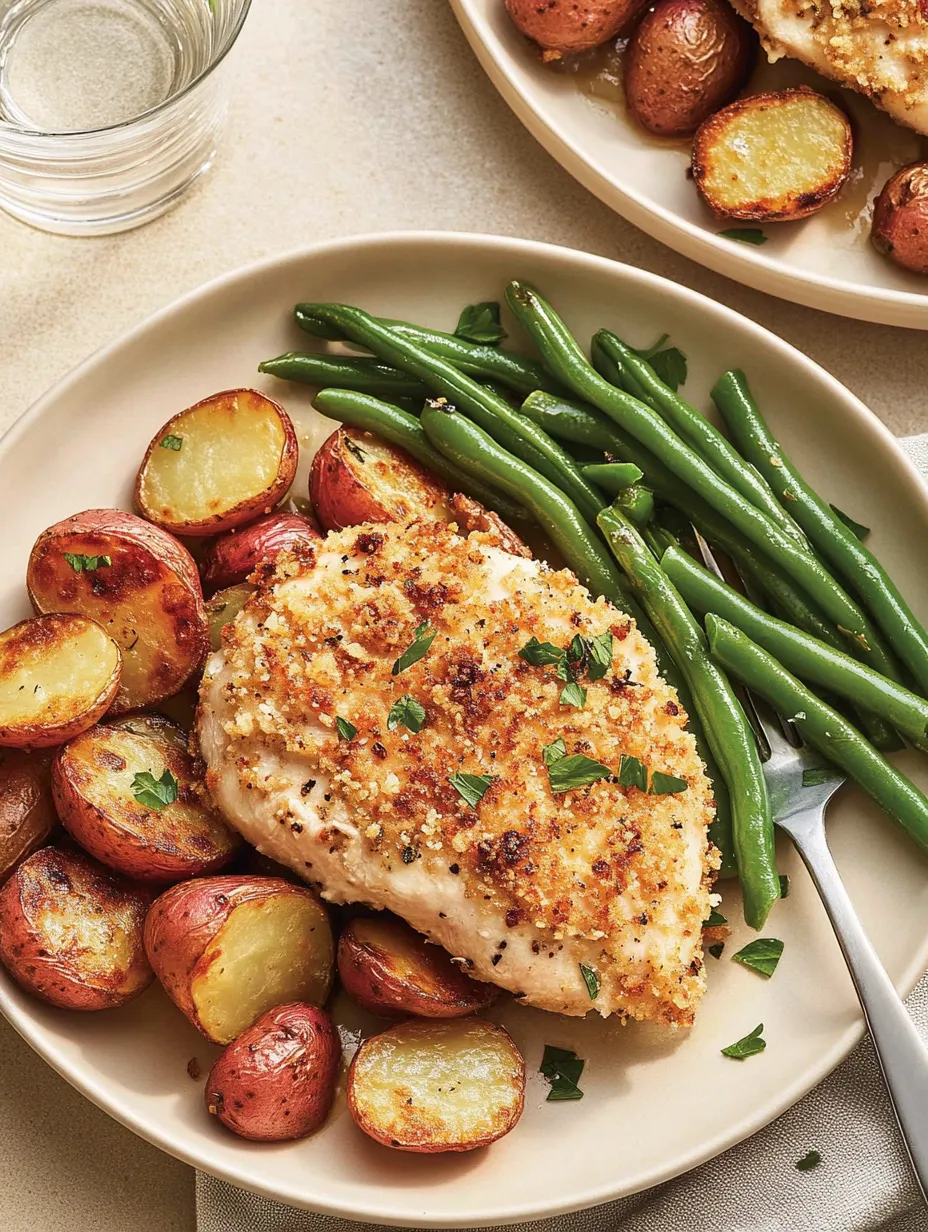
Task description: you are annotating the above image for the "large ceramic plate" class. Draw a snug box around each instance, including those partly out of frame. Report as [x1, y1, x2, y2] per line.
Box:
[2, 233, 927, 1227]
[451, 0, 928, 329]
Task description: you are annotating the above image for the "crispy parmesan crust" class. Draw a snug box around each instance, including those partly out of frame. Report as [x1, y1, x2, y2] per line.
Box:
[201, 520, 719, 1026]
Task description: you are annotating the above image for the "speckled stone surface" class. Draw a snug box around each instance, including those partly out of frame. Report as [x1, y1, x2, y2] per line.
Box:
[2, 1, 927, 1228]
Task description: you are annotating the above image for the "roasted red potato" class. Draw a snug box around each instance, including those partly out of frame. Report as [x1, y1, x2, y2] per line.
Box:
[205, 1002, 340, 1141]
[310, 428, 451, 532]
[0, 751, 57, 884]
[625, 0, 754, 137]
[135, 390, 299, 536]
[26, 508, 209, 714]
[348, 1018, 525, 1152]
[871, 163, 928, 274]
[52, 723, 239, 883]
[692, 89, 851, 221]
[0, 845, 153, 1011]
[199, 512, 320, 592]
[206, 584, 256, 652]
[0, 614, 121, 749]
[144, 876, 334, 1044]
[504, 0, 646, 55]
[338, 915, 497, 1019]
[448, 493, 531, 558]
[106, 711, 190, 752]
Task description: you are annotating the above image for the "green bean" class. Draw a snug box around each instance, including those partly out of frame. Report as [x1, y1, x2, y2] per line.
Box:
[713, 369, 928, 699]
[593, 332, 807, 545]
[614, 485, 655, 528]
[258, 353, 428, 399]
[579, 462, 643, 493]
[598, 507, 776, 925]
[506, 282, 900, 680]
[664, 547, 928, 748]
[706, 616, 928, 855]
[311, 388, 529, 524]
[295, 303, 606, 524]
[294, 306, 565, 398]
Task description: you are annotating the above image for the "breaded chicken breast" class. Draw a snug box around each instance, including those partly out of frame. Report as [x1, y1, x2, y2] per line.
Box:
[197, 520, 718, 1025]
[732, 0, 928, 133]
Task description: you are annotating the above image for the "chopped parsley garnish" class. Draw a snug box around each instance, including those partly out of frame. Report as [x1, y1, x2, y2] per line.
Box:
[718, 227, 768, 246]
[392, 622, 437, 676]
[449, 772, 495, 808]
[159, 434, 183, 451]
[519, 632, 612, 684]
[132, 769, 178, 810]
[795, 1150, 822, 1172]
[64, 553, 111, 572]
[540, 1044, 585, 1101]
[518, 637, 565, 667]
[705, 909, 727, 927]
[649, 771, 688, 796]
[559, 682, 587, 709]
[343, 436, 368, 463]
[546, 753, 612, 794]
[779, 874, 790, 899]
[542, 738, 567, 767]
[617, 754, 648, 791]
[802, 767, 831, 787]
[632, 334, 688, 391]
[579, 963, 600, 1000]
[708, 943, 725, 959]
[387, 695, 425, 733]
[454, 301, 506, 346]
[732, 938, 784, 979]
[585, 631, 614, 680]
[721, 1022, 766, 1059]
[336, 716, 357, 740]
[830, 504, 869, 541]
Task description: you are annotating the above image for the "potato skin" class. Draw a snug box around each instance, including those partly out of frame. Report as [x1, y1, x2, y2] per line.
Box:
[143, 876, 333, 1042]
[504, 0, 646, 54]
[199, 512, 321, 592]
[871, 163, 928, 275]
[0, 751, 57, 884]
[135, 390, 300, 536]
[338, 915, 497, 1019]
[625, 0, 755, 137]
[0, 845, 153, 1010]
[309, 428, 450, 532]
[51, 723, 240, 883]
[26, 508, 209, 714]
[205, 1002, 340, 1141]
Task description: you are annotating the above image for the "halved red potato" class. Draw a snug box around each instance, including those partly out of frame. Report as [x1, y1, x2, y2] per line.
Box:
[52, 723, 239, 883]
[205, 1002, 341, 1141]
[0, 751, 57, 884]
[144, 876, 334, 1044]
[106, 711, 190, 752]
[135, 390, 299, 536]
[26, 509, 209, 714]
[310, 428, 451, 532]
[338, 915, 497, 1019]
[347, 1018, 525, 1152]
[206, 584, 256, 652]
[0, 845, 153, 1010]
[0, 614, 121, 749]
[448, 493, 532, 558]
[504, 0, 647, 55]
[199, 512, 321, 592]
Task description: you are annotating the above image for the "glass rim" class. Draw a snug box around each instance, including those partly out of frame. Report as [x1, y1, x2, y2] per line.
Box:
[0, 0, 252, 139]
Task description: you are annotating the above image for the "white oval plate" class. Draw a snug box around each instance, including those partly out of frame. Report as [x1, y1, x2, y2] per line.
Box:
[451, 0, 928, 329]
[2, 233, 928, 1227]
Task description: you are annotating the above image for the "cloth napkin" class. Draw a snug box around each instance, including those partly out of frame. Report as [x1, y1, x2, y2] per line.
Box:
[197, 436, 928, 1232]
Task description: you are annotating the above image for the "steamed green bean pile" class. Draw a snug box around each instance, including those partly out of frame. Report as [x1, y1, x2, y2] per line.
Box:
[260, 282, 928, 930]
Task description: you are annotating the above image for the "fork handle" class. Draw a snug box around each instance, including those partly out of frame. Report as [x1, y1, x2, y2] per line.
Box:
[792, 822, 928, 1202]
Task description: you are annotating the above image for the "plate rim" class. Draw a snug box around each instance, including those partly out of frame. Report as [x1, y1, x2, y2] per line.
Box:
[449, 0, 928, 331]
[3, 228, 928, 1226]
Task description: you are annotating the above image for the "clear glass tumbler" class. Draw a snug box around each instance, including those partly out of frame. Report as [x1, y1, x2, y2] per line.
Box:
[0, 0, 251, 235]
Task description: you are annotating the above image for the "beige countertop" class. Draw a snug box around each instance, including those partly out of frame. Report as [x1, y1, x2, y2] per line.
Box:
[2, 1, 926, 1229]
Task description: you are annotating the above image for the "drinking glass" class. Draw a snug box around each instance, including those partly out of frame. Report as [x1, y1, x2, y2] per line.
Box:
[0, 0, 251, 235]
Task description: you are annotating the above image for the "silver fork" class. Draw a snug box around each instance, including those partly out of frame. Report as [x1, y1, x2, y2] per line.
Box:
[701, 542, 928, 1201]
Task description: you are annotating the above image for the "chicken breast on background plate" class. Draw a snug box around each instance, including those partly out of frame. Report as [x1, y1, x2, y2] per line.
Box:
[733, 0, 928, 133]
[197, 519, 718, 1026]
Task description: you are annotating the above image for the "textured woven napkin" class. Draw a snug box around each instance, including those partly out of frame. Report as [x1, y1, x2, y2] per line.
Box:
[197, 437, 928, 1232]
